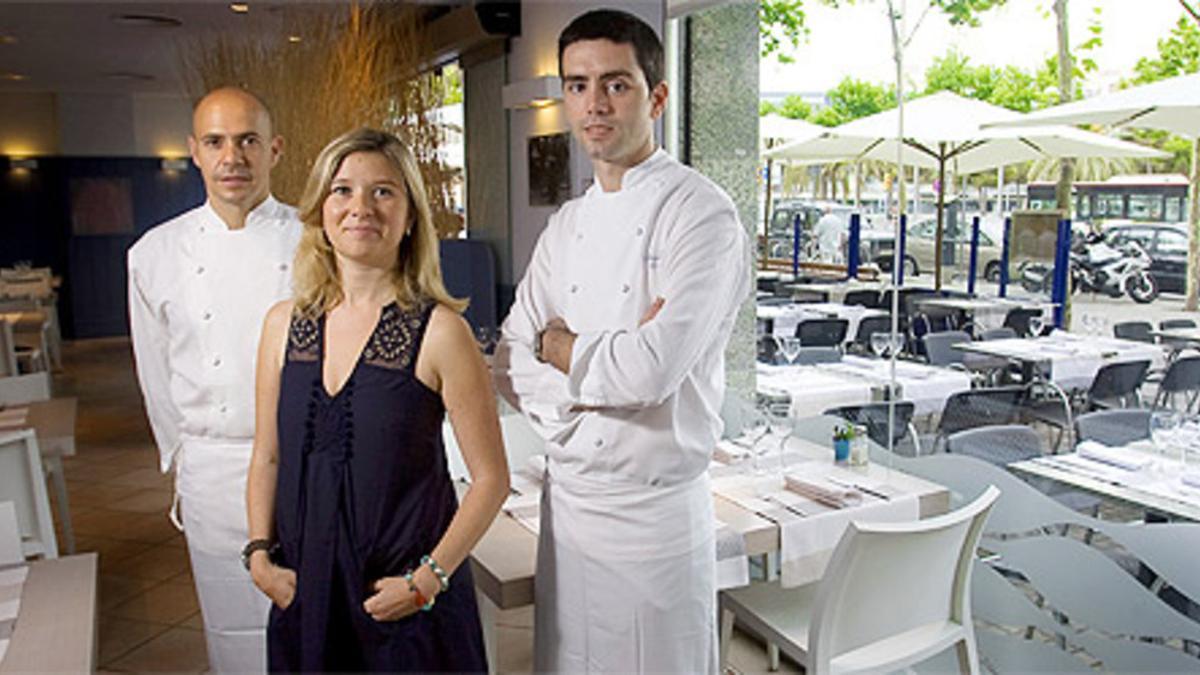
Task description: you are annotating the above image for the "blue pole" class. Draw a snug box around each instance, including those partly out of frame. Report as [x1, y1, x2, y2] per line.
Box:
[999, 216, 1011, 298]
[967, 215, 980, 295]
[1050, 218, 1071, 328]
[894, 213, 908, 286]
[847, 213, 861, 280]
[792, 212, 802, 278]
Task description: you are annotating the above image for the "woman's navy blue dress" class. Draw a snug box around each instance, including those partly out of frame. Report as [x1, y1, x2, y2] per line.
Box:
[268, 300, 488, 672]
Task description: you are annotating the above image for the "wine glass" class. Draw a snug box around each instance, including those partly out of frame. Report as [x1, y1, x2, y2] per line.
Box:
[1028, 315, 1045, 338]
[743, 404, 771, 476]
[870, 332, 890, 358]
[776, 336, 802, 365]
[765, 400, 793, 473]
[1150, 409, 1182, 457]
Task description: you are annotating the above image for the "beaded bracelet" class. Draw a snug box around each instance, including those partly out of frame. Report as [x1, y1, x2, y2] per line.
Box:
[404, 571, 435, 612]
[421, 554, 450, 593]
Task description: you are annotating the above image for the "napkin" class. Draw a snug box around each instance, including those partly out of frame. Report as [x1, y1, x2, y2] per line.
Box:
[1182, 471, 1200, 489]
[712, 439, 753, 465]
[784, 475, 863, 508]
[1076, 441, 1153, 471]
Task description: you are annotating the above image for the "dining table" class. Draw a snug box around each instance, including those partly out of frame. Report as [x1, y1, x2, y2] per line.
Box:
[0, 398, 77, 554]
[757, 302, 886, 345]
[461, 419, 948, 673]
[0, 553, 97, 673]
[955, 330, 1167, 391]
[912, 296, 1053, 332]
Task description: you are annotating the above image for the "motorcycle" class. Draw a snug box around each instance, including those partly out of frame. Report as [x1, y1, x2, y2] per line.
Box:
[1018, 233, 1159, 304]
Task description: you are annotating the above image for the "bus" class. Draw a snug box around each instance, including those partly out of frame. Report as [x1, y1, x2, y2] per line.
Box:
[1027, 174, 1190, 225]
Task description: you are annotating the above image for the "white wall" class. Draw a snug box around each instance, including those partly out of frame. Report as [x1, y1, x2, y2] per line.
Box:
[505, 1, 664, 279]
[0, 91, 190, 158]
[0, 93, 58, 156]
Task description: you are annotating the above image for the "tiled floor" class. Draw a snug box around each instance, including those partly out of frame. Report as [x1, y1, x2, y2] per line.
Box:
[50, 337, 791, 674]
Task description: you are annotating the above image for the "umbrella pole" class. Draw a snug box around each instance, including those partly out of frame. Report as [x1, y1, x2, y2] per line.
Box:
[935, 147, 946, 291]
[1187, 138, 1200, 311]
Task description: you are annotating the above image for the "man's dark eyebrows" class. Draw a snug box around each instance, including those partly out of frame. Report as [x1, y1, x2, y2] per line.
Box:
[599, 70, 635, 81]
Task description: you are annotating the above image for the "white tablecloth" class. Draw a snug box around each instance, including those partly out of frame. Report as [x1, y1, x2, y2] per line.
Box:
[963, 330, 1167, 390]
[757, 355, 973, 417]
[758, 303, 887, 345]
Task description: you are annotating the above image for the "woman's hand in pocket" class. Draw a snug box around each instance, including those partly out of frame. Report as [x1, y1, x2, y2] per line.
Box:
[251, 557, 297, 610]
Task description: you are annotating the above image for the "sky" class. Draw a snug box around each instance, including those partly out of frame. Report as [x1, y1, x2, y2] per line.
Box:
[760, 0, 1189, 97]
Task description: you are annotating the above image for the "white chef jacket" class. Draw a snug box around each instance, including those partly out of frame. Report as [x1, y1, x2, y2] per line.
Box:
[495, 149, 748, 672]
[494, 149, 750, 487]
[128, 196, 302, 472]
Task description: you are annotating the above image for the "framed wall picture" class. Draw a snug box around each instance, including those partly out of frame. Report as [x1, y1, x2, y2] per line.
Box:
[70, 177, 134, 236]
[528, 132, 571, 207]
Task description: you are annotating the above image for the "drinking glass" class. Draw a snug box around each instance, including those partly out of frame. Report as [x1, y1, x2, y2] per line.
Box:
[776, 336, 802, 365]
[1150, 409, 1182, 456]
[743, 405, 770, 476]
[1028, 315, 1045, 337]
[870, 332, 889, 358]
[765, 400, 792, 473]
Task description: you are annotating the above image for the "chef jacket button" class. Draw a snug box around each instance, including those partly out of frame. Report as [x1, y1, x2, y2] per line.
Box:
[279, 263, 288, 271]
[203, 311, 213, 321]
[594, 438, 603, 448]
[621, 284, 630, 293]
[636, 227, 644, 236]
[212, 356, 222, 367]
[196, 266, 205, 275]
[570, 285, 579, 293]
[576, 233, 583, 242]
[650, 478, 661, 486]
[219, 404, 228, 414]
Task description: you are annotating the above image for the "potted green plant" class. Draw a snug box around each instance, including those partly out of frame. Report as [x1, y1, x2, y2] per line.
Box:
[833, 424, 855, 462]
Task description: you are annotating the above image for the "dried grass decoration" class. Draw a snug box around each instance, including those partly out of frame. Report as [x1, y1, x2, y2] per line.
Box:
[179, 2, 462, 237]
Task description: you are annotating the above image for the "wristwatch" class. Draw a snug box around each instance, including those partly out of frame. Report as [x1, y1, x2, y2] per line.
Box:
[241, 539, 274, 571]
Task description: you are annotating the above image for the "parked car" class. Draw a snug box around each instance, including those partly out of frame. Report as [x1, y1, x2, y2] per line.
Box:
[869, 216, 1004, 281]
[764, 200, 888, 264]
[1104, 222, 1189, 295]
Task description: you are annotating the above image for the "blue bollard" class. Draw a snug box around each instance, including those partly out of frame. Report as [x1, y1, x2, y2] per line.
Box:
[847, 213, 861, 280]
[999, 216, 1011, 298]
[1050, 218, 1072, 328]
[967, 216, 980, 295]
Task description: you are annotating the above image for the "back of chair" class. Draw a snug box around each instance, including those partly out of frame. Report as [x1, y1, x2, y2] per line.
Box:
[922, 330, 971, 367]
[808, 486, 1000, 674]
[0, 501, 22, 566]
[852, 315, 891, 353]
[1160, 318, 1196, 331]
[936, 386, 1026, 440]
[979, 327, 1017, 341]
[0, 372, 52, 405]
[758, 335, 780, 364]
[842, 289, 879, 308]
[0, 322, 18, 377]
[945, 425, 1043, 466]
[795, 346, 842, 365]
[1002, 308, 1042, 338]
[1157, 354, 1200, 396]
[1089, 359, 1150, 406]
[796, 318, 848, 347]
[0, 430, 57, 559]
[1113, 321, 1154, 344]
[1074, 409, 1151, 446]
[824, 401, 915, 449]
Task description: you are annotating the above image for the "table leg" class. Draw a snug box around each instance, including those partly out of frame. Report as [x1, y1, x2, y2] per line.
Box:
[475, 586, 498, 675]
[43, 455, 75, 555]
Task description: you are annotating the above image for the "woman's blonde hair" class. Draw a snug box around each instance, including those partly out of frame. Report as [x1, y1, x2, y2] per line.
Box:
[293, 127, 466, 316]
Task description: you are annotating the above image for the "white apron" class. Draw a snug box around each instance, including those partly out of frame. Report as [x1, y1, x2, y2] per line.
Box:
[176, 437, 269, 673]
[534, 464, 717, 674]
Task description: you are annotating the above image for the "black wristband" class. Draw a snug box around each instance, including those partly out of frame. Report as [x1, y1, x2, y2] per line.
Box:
[241, 539, 274, 571]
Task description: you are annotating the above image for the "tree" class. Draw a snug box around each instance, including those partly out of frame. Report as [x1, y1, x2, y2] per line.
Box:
[810, 77, 896, 127]
[760, 99, 779, 116]
[778, 94, 814, 119]
[761, 0, 808, 63]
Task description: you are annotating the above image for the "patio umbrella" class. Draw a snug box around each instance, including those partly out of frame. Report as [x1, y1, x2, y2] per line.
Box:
[766, 92, 1166, 288]
[986, 72, 1200, 307]
[759, 115, 827, 233]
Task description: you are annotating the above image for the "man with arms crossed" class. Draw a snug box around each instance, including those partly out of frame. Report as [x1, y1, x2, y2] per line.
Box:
[128, 87, 301, 672]
[494, 9, 748, 673]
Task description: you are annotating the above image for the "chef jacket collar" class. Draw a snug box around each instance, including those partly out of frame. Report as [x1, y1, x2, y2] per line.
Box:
[199, 195, 285, 233]
[586, 148, 669, 197]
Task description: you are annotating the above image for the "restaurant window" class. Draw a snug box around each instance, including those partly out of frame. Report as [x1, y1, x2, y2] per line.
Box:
[1127, 193, 1163, 221]
[1096, 194, 1124, 217]
[1165, 197, 1184, 223]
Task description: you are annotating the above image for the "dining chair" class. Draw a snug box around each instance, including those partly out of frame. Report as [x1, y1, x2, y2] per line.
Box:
[795, 318, 848, 348]
[1151, 354, 1200, 412]
[1026, 359, 1151, 450]
[1001, 308, 1043, 338]
[931, 386, 1027, 453]
[0, 500, 22, 566]
[824, 401, 920, 456]
[758, 335, 782, 364]
[0, 372, 52, 405]
[922, 330, 972, 368]
[979, 327, 1017, 341]
[849, 315, 892, 355]
[719, 486, 999, 675]
[841, 289, 878, 308]
[0, 430, 58, 559]
[1157, 318, 1198, 353]
[1113, 320, 1155, 344]
[1073, 409, 1151, 447]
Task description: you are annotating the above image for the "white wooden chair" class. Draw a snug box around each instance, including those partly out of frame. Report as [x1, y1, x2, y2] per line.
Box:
[0, 371, 52, 405]
[0, 500, 23, 566]
[0, 320, 19, 377]
[0, 430, 58, 559]
[719, 486, 999, 674]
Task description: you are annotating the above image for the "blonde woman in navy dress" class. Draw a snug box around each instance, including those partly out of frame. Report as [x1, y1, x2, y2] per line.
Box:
[246, 127, 508, 672]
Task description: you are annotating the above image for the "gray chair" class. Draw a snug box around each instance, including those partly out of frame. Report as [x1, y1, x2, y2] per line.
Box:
[795, 318, 848, 347]
[1027, 359, 1151, 450]
[979, 326, 1017, 341]
[932, 387, 1027, 452]
[824, 401, 921, 456]
[922, 330, 972, 368]
[1074, 409, 1151, 447]
[842, 289, 879, 308]
[1113, 321, 1154, 344]
[794, 346, 842, 365]
[1152, 354, 1200, 412]
[850, 314, 894, 355]
[1158, 318, 1197, 352]
[1002, 307, 1044, 338]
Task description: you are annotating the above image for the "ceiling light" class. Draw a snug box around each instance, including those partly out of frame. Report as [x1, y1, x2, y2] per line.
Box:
[502, 76, 563, 110]
[11, 157, 38, 170]
[0, 35, 16, 45]
[1, 73, 27, 82]
[110, 13, 182, 28]
[288, 35, 301, 43]
[230, 3, 250, 13]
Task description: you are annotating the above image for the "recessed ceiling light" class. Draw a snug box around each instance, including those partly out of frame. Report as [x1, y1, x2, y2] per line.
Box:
[230, 3, 250, 13]
[0, 35, 17, 45]
[287, 35, 301, 43]
[1, 73, 27, 82]
[104, 72, 155, 82]
[111, 14, 182, 28]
